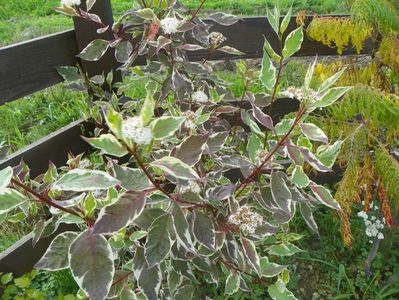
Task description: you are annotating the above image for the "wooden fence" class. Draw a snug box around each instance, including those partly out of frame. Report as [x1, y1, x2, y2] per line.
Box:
[0, 0, 374, 276]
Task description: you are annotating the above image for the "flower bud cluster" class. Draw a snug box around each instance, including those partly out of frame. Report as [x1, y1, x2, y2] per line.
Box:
[357, 203, 385, 241]
[192, 91, 209, 104]
[121, 117, 153, 145]
[208, 32, 226, 46]
[228, 206, 264, 234]
[160, 17, 180, 34]
[255, 149, 269, 164]
[282, 86, 322, 102]
[184, 110, 196, 130]
[61, 0, 81, 6]
[178, 181, 201, 194]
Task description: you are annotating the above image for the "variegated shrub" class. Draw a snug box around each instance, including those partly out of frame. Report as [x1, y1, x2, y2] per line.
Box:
[0, 1, 351, 299]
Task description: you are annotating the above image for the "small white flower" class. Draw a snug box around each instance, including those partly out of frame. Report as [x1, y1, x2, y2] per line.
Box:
[357, 211, 368, 219]
[122, 117, 153, 145]
[377, 232, 384, 240]
[228, 206, 263, 234]
[208, 32, 226, 46]
[371, 216, 376, 221]
[179, 181, 201, 194]
[160, 17, 180, 34]
[282, 86, 321, 102]
[228, 214, 241, 225]
[61, 0, 81, 6]
[133, 127, 153, 145]
[192, 91, 209, 103]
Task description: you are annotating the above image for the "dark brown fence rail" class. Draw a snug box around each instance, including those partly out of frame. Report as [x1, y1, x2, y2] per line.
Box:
[0, 16, 374, 105]
[0, 0, 373, 278]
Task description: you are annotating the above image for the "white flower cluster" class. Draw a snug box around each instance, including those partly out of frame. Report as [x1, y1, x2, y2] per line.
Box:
[208, 32, 226, 46]
[228, 206, 264, 234]
[192, 91, 209, 103]
[184, 110, 196, 130]
[160, 17, 180, 34]
[255, 149, 269, 164]
[357, 206, 385, 241]
[179, 181, 201, 194]
[282, 86, 322, 102]
[121, 117, 153, 145]
[61, 0, 81, 6]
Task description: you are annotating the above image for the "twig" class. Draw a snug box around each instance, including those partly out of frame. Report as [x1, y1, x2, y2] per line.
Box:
[190, 0, 207, 21]
[11, 179, 84, 219]
[236, 105, 306, 197]
[268, 57, 284, 116]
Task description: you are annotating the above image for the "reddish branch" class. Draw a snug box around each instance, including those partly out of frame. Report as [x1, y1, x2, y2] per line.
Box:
[268, 57, 284, 116]
[11, 179, 84, 219]
[217, 257, 268, 284]
[129, 148, 209, 209]
[190, 0, 208, 21]
[236, 105, 306, 197]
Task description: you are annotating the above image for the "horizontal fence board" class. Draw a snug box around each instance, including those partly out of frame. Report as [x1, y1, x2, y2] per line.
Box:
[0, 223, 79, 276]
[0, 16, 374, 104]
[0, 30, 79, 104]
[0, 120, 94, 178]
[194, 15, 374, 61]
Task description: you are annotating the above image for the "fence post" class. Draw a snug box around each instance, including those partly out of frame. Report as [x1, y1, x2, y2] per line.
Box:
[73, 0, 121, 78]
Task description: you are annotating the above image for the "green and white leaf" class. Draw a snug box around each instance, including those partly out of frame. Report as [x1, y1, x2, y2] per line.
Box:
[260, 257, 287, 278]
[93, 191, 147, 234]
[260, 43, 277, 91]
[35, 232, 79, 271]
[0, 188, 27, 214]
[300, 123, 328, 144]
[263, 38, 281, 61]
[268, 279, 298, 300]
[241, 236, 261, 276]
[316, 140, 343, 168]
[145, 213, 174, 267]
[309, 182, 342, 211]
[318, 68, 346, 94]
[140, 82, 156, 126]
[151, 156, 199, 180]
[312, 87, 351, 108]
[225, 272, 240, 295]
[0, 167, 12, 188]
[192, 211, 215, 250]
[280, 6, 292, 35]
[282, 27, 303, 59]
[268, 243, 304, 256]
[172, 203, 195, 252]
[290, 165, 310, 188]
[151, 117, 186, 139]
[266, 6, 280, 35]
[77, 39, 110, 61]
[54, 169, 119, 192]
[83, 134, 127, 157]
[304, 56, 317, 91]
[113, 164, 152, 191]
[69, 230, 115, 300]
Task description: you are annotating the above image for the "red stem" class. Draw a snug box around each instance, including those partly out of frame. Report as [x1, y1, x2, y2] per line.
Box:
[236, 105, 306, 197]
[190, 0, 207, 21]
[11, 179, 84, 219]
[268, 57, 284, 116]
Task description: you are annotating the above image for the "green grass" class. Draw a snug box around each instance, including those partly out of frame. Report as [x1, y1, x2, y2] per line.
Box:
[0, 86, 87, 153]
